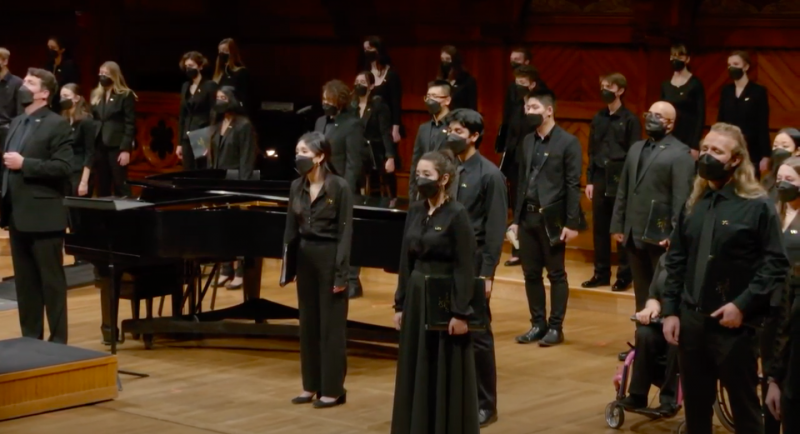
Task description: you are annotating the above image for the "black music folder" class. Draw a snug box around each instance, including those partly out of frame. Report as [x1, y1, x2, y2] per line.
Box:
[642, 200, 673, 245]
[604, 160, 624, 198]
[424, 276, 488, 332]
[279, 240, 298, 287]
[187, 127, 212, 159]
[541, 199, 567, 246]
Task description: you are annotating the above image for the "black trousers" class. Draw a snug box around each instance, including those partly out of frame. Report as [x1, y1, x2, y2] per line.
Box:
[180, 138, 197, 170]
[472, 247, 497, 413]
[0, 127, 8, 150]
[759, 311, 782, 434]
[591, 169, 630, 282]
[94, 145, 130, 197]
[296, 239, 349, 397]
[783, 395, 800, 433]
[519, 209, 568, 329]
[9, 224, 68, 344]
[628, 324, 679, 405]
[625, 239, 665, 311]
[505, 148, 519, 259]
[679, 309, 763, 434]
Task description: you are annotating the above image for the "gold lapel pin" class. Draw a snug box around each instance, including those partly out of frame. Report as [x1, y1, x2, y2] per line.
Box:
[745, 97, 750, 101]
[461, 183, 467, 188]
[544, 152, 549, 156]
[434, 226, 442, 231]
[792, 229, 798, 235]
[326, 198, 334, 205]
[722, 220, 729, 225]
[659, 145, 665, 149]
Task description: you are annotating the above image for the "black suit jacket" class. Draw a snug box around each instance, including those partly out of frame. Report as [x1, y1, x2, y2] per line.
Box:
[179, 79, 218, 143]
[358, 96, 396, 160]
[69, 117, 98, 172]
[209, 116, 257, 181]
[92, 91, 136, 151]
[514, 124, 583, 229]
[610, 134, 695, 248]
[314, 112, 364, 191]
[1, 107, 74, 232]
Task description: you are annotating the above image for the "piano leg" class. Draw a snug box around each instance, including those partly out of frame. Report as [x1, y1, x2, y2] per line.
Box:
[97, 269, 121, 345]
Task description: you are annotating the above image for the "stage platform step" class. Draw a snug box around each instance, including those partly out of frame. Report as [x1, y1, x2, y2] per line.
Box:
[0, 338, 118, 421]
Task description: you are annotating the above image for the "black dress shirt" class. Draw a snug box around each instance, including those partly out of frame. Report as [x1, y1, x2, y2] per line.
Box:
[717, 81, 771, 163]
[283, 174, 354, 287]
[662, 183, 788, 319]
[587, 105, 641, 181]
[394, 199, 477, 318]
[448, 71, 478, 111]
[456, 153, 507, 277]
[660, 76, 706, 150]
[524, 132, 551, 207]
[0, 72, 23, 128]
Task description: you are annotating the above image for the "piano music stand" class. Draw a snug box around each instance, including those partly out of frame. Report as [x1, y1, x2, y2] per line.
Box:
[63, 197, 153, 387]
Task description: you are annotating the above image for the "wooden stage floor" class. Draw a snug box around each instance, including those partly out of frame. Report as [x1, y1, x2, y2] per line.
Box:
[0, 255, 730, 434]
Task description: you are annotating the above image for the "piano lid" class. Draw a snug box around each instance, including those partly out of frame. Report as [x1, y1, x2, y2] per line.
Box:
[206, 190, 409, 213]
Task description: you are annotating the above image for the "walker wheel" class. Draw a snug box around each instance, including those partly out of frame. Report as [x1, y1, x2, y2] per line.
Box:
[605, 402, 625, 429]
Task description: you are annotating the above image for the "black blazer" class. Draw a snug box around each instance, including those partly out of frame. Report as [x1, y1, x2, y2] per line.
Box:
[357, 96, 395, 159]
[448, 71, 478, 111]
[69, 117, 98, 173]
[717, 81, 771, 163]
[314, 112, 365, 191]
[179, 79, 218, 142]
[92, 91, 136, 151]
[610, 134, 695, 248]
[209, 116, 257, 181]
[514, 124, 583, 229]
[0, 107, 74, 232]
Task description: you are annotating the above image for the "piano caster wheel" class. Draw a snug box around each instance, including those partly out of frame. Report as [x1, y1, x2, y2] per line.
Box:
[142, 335, 154, 350]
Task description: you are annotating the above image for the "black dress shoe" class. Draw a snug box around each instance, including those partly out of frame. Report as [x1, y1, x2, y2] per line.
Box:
[504, 258, 521, 267]
[515, 326, 548, 344]
[581, 275, 610, 288]
[312, 393, 346, 408]
[538, 328, 564, 347]
[478, 409, 498, 427]
[656, 402, 678, 417]
[291, 392, 318, 404]
[348, 281, 363, 299]
[618, 394, 648, 411]
[611, 278, 631, 291]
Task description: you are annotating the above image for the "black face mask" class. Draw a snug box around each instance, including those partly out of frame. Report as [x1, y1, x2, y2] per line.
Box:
[440, 61, 452, 77]
[772, 148, 793, 167]
[18, 86, 34, 107]
[214, 100, 231, 113]
[516, 84, 529, 98]
[59, 97, 74, 111]
[417, 177, 441, 200]
[295, 155, 315, 176]
[600, 89, 617, 104]
[671, 59, 686, 72]
[698, 153, 735, 181]
[644, 114, 667, 140]
[778, 181, 800, 203]
[364, 51, 378, 62]
[446, 134, 468, 154]
[186, 68, 199, 79]
[425, 99, 442, 116]
[99, 75, 113, 87]
[354, 84, 368, 97]
[525, 113, 543, 131]
[48, 49, 58, 59]
[511, 62, 521, 70]
[218, 53, 230, 65]
[728, 66, 745, 80]
[322, 103, 338, 117]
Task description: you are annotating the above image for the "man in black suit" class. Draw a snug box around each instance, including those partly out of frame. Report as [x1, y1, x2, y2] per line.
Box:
[1, 68, 74, 344]
[610, 101, 695, 312]
[314, 79, 365, 298]
[509, 89, 583, 347]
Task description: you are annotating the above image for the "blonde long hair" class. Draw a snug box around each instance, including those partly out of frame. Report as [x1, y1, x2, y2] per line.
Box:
[213, 38, 245, 83]
[90, 61, 137, 105]
[686, 123, 765, 212]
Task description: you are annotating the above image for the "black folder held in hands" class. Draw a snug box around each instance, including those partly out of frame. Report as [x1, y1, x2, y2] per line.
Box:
[279, 240, 298, 287]
[541, 199, 567, 246]
[604, 160, 624, 198]
[642, 200, 672, 245]
[424, 276, 488, 332]
[187, 126, 212, 159]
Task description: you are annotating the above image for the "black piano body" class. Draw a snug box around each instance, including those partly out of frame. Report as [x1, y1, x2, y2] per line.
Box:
[64, 169, 408, 351]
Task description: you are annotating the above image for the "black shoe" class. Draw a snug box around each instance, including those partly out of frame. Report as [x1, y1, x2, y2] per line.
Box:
[611, 278, 631, 291]
[348, 280, 363, 299]
[515, 326, 548, 344]
[581, 275, 610, 288]
[618, 394, 648, 411]
[538, 328, 564, 347]
[618, 349, 631, 362]
[312, 393, 346, 408]
[504, 258, 521, 267]
[291, 392, 318, 404]
[656, 402, 678, 417]
[478, 409, 498, 427]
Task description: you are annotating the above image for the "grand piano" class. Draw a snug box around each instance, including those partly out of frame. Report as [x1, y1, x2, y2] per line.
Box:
[64, 169, 408, 351]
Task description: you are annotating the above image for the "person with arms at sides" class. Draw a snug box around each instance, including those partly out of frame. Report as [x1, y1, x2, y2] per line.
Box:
[90, 61, 136, 197]
[45, 37, 79, 95]
[361, 36, 402, 145]
[175, 51, 217, 169]
[500, 63, 544, 268]
[761, 128, 800, 200]
[661, 123, 789, 434]
[284, 131, 353, 409]
[660, 43, 706, 159]
[1, 68, 74, 343]
[391, 149, 480, 434]
[314, 79, 364, 298]
[353, 71, 395, 197]
[765, 156, 800, 433]
[509, 89, 582, 346]
[437, 45, 477, 111]
[214, 38, 249, 114]
[445, 109, 506, 427]
[59, 83, 95, 198]
[582, 72, 639, 292]
[408, 80, 452, 200]
[0, 48, 23, 148]
[718, 50, 771, 177]
[610, 101, 694, 312]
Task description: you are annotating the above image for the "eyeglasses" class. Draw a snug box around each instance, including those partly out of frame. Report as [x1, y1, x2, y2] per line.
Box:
[643, 112, 674, 122]
[424, 94, 447, 101]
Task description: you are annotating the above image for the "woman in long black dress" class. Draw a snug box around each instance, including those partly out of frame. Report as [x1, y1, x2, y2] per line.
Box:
[437, 45, 477, 111]
[391, 150, 480, 434]
[59, 83, 95, 198]
[660, 43, 705, 158]
[284, 131, 353, 408]
[176, 51, 217, 169]
[353, 71, 395, 197]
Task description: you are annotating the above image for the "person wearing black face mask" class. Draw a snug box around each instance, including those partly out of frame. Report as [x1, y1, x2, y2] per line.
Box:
[352, 71, 396, 198]
[761, 128, 800, 201]
[284, 131, 353, 409]
[213, 38, 250, 114]
[610, 101, 694, 322]
[661, 123, 789, 434]
[409, 80, 456, 199]
[436, 45, 477, 111]
[176, 51, 218, 170]
[584, 73, 640, 292]
[718, 50, 771, 179]
[44, 37, 79, 96]
[361, 36, 403, 146]
[660, 43, 705, 159]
